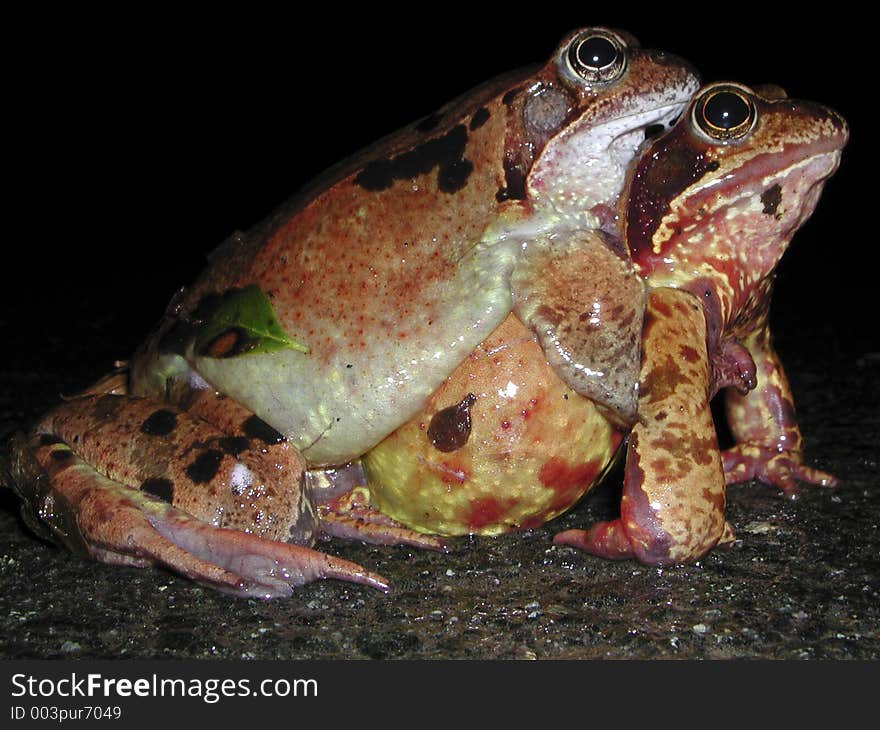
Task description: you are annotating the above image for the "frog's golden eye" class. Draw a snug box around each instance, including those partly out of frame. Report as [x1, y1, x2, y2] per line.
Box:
[567, 30, 627, 84]
[693, 84, 756, 141]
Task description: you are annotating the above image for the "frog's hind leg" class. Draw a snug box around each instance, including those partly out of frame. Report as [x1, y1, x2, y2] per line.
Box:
[176, 389, 449, 552]
[4, 396, 388, 598]
[554, 288, 735, 564]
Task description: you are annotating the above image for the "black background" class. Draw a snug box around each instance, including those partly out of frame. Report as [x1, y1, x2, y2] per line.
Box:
[1, 7, 877, 675]
[7, 8, 870, 371]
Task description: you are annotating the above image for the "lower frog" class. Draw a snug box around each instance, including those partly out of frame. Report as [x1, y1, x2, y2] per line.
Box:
[555, 82, 847, 561]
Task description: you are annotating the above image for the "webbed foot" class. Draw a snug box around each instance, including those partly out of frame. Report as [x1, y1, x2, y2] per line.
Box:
[318, 486, 449, 551]
[722, 444, 838, 498]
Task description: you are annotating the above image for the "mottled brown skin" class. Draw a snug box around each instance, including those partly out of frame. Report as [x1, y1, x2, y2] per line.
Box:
[2, 28, 699, 597]
[722, 323, 836, 496]
[556, 83, 847, 563]
[555, 289, 733, 562]
[512, 228, 645, 428]
[13, 420, 386, 598]
[37, 395, 311, 542]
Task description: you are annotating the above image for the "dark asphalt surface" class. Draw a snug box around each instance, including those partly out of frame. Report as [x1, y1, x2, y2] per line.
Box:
[2, 304, 877, 660]
[3, 13, 874, 662]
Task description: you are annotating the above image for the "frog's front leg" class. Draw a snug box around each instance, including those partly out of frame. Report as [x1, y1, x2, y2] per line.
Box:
[7, 394, 388, 598]
[555, 288, 734, 564]
[722, 325, 837, 497]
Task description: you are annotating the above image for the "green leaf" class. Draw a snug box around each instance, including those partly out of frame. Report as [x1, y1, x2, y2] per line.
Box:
[193, 284, 308, 359]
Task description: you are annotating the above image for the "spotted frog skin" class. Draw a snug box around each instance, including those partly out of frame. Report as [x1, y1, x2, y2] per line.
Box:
[2, 28, 701, 598]
[553, 82, 847, 562]
[2, 35, 846, 596]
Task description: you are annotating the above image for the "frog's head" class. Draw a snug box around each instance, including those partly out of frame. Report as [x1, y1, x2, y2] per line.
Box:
[516, 27, 701, 227]
[625, 81, 848, 323]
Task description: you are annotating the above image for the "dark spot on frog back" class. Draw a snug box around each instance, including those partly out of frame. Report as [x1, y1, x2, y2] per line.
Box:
[140, 409, 178, 437]
[141, 476, 174, 503]
[502, 86, 524, 106]
[469, 107, 490, 130]
[217, 436, 250, 457]
[185, 449, 224, 483]
[354, 124, 472, 193]
[242, 415, 285, 445]
[437, 158, 474, 194]
[428, 393, 477, 453]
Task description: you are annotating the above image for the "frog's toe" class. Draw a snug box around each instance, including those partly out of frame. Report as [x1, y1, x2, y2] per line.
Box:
[11, 435, 389, 599]
[722, 444, 838, 498]
[318, 487, 449, 552]
[554, 520, 642, 561]
[136, 502, 391, 598]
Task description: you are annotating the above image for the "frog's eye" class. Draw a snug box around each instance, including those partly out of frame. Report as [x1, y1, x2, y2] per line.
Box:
[693, 84, 757, 141]
[566, 30, 627, 84]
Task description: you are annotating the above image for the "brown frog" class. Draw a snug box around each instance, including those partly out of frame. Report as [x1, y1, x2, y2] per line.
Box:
[3, 29, 701, 597]
[365, 83, 847, 568]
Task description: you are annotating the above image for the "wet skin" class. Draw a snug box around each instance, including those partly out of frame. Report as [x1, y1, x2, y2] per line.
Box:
[1, 35, 846, 596]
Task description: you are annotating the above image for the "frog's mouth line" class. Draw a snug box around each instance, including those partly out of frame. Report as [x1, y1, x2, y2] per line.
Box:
[685, 148, 843, 217]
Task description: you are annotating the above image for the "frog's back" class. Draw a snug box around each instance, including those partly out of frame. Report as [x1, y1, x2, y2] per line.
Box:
[167, 69, 532, 464]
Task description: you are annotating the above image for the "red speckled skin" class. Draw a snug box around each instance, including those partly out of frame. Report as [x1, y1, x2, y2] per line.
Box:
[556, 84, 846, 562]
[4, 29, 701, 595]
[130, 29, 697, 467]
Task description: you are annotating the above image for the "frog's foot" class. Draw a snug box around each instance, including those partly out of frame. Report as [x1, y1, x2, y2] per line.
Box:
[318, 487, 449, 552]
[722, 444, 838, 498]
[8, 434, 389, 599]
[554, 520, 736, 564]
[554, 521, 636, 560]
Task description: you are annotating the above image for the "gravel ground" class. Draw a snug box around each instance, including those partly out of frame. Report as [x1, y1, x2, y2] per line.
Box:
[1, 290, 876, 660]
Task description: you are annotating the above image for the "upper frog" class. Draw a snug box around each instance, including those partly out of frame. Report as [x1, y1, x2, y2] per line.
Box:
[131, 28, 699, 466]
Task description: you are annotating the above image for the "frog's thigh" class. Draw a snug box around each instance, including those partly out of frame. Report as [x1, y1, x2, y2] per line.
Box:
[555, 288, 734, 564]
[11, 395, 387, 597]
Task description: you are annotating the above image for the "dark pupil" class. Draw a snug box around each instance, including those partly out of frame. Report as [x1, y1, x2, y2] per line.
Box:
[703, 92, 750, 130]
[576, 36, 617, 69]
